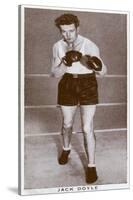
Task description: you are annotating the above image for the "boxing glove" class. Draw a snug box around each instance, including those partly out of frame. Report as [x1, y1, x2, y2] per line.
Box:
[80, 55, 102, 71]
[62, 50, 82, 66]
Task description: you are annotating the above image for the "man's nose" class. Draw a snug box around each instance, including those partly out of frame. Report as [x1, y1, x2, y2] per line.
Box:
[66, 32, 70, 38]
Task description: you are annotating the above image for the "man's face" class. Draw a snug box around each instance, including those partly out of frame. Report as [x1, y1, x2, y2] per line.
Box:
[60, 23, 79, 44]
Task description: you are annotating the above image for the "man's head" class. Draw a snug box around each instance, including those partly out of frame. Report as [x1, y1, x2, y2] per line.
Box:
[55, 13, 80, 29]
[55, 14, 80, 44]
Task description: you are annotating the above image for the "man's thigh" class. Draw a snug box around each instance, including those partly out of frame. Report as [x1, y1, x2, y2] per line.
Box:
[60, 105, 77, 126]
[80, 105, 96, 123]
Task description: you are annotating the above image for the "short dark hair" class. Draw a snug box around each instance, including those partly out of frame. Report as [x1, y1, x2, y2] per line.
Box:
[55, 13, 80, 29]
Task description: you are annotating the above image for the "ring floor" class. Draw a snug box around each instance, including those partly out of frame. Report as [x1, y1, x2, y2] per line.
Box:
[24, 131, 127, 189]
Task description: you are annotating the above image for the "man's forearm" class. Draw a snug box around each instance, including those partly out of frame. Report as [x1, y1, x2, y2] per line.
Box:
[51, 62, 67, 78]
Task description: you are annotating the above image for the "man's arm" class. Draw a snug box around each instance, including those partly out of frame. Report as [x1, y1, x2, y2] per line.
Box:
[51, 44, 67, 78]
[84, 41, 107, 77]
[98, 58, 107, 77]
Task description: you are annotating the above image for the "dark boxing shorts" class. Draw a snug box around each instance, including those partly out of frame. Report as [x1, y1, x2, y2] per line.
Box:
[58, 72, 98, 106]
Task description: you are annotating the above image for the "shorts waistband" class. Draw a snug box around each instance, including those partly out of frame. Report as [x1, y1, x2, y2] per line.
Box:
[63, 72, 95, 79]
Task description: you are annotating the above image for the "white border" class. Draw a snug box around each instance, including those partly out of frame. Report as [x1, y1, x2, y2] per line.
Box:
[20, 4, 129, 14]
[19, 4, 130, 196]
[126, 11, 130, 192]
[19, 5, 25, 195]
[21, 183, 129, 196]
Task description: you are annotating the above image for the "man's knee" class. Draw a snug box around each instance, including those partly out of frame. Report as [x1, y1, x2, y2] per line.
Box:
[62, 126, 72, 137]
[82, 121, 93, 135]
[63, 120, 73, 129]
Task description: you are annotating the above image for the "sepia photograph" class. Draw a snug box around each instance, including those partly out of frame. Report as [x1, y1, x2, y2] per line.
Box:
[19, 4, 129, 195]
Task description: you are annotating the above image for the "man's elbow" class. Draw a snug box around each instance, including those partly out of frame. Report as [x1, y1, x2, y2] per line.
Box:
[50, 70, 61, 78]
[98, 65, 107, 77]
